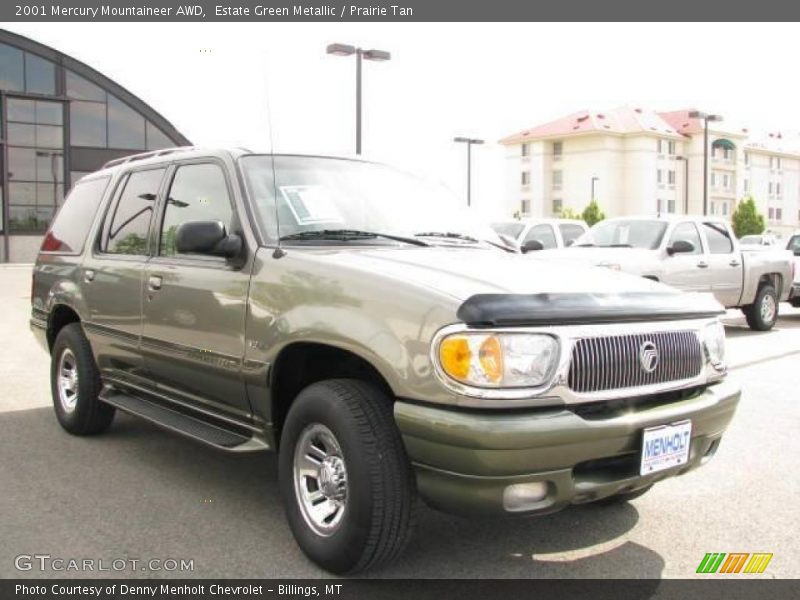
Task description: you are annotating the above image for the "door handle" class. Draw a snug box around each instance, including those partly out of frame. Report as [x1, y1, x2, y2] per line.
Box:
[84, 269, 95, 283]
[696, 262, 709, 269]
[729, 260, 741, 267]
[147, 275, 163, 291]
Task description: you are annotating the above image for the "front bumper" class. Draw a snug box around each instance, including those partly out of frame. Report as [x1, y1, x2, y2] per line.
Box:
[394, 379, 740, 516]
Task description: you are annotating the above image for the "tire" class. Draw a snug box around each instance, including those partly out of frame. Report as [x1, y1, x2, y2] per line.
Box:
[278, 379, 416, 574]
[595, 485, 653, 505]
[50, 323, 115, 435]
[743, 284, 778, 331]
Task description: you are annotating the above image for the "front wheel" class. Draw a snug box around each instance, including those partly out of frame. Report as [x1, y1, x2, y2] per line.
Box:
[743, 284, 778, 331]
[279, 379, 416, 574]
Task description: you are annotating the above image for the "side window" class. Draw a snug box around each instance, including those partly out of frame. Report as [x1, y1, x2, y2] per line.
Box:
[159, 163, 233, 257]
[703, 222, 734, 254]
[40, 177, 110, 253]
[102, 168, 165, 255]
[669, 222, 702, 255]
[524, 224, 557, 249]
[558, 224, 585, 246]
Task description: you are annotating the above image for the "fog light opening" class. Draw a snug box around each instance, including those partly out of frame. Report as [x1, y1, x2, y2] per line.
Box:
[503, 482, 549, 512]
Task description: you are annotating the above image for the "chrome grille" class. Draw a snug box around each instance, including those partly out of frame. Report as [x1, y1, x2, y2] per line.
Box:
[567, 330, 703, 393]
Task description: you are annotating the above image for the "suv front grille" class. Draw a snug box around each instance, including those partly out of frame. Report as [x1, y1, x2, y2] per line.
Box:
[567, 330, 703, 393]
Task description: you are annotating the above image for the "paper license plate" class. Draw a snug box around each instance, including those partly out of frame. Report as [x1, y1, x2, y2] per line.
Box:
[640, 420, 692, 475]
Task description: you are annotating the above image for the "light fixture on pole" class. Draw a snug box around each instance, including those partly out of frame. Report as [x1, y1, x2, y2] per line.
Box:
[688, 110, 723, 216]
[326, 43, 391, 155]
[453, 137, 484, 208]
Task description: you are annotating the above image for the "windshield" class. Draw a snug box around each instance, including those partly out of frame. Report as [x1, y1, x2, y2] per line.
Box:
[240, 156, 503, 247]
[491, 222, 525, 239]
[573, 219, 667, 250]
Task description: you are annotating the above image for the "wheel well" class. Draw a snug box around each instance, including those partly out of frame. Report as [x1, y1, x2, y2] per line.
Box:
[47, 305, 80, 350]
[270, 342, 393, 440]
[759, 273, 782, 295]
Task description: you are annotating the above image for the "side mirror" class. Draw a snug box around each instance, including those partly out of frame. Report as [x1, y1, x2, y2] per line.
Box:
[667, 239, 695, 255]
[175, 220, 242, 258]
[521, 239, 545, 253]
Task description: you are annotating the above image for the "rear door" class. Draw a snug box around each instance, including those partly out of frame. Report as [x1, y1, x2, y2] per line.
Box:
[81, 167, 166, 383]
[557, 222, 587, 248]
[140, 160, 251, 419]
[661, 221, 711, 293]
[701, 221, 743, 306]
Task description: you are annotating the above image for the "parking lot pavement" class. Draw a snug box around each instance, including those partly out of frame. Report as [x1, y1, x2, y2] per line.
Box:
[1, 265, 799, 578]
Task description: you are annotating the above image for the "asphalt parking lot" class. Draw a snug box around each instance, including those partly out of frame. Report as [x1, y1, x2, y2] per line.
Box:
[1, 263, 799, 579]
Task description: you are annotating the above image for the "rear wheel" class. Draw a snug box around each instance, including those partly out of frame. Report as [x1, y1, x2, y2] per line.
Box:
[279, 379, 416, 574]
[50, 323, 115, 435]
[743, 284, 778, 331]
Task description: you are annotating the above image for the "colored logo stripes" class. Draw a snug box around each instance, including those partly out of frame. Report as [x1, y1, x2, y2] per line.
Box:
[697, 552, 773, 574]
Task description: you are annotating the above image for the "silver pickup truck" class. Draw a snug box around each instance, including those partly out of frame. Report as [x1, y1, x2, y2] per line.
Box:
[535, 216, 794, 331]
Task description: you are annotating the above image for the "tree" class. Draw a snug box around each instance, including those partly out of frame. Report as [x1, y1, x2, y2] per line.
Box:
[731, 196, 765, 238]
[582, 199, 606, 226]
[556, 207, 581, 220]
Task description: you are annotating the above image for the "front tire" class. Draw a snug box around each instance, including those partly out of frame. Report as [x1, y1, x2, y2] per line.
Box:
[743, 284, 778, 331]
[50, 323, 115, 435]
[279, 379, 416, 574]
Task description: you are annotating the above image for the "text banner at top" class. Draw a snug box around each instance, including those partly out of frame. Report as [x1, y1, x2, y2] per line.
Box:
[3, 0, 800, 22]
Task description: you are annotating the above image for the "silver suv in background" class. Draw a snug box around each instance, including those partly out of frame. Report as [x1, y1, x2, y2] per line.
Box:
[535, 216, 794, 331]
[491, 218, 588, 253]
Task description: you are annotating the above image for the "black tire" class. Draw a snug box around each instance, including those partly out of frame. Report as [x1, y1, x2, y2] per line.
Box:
[50, 323, 115, 435]
[743, 284, 778, 331]
[595, 485, 653, 505]
[278, 379, 416, 574]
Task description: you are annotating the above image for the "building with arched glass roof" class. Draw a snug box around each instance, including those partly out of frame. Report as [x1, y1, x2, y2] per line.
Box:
[0, 29, 191, 262]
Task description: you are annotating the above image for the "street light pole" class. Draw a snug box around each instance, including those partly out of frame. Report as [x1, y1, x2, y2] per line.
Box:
[689, 110, 723, 216]
[591, 176, 599, 203]
[676, 156, 689, 213]
[326, 43, 391, 155]
[453, 137, 484, 208]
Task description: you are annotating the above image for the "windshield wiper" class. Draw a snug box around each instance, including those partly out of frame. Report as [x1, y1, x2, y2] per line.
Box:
[414, 231, 480, 243]
[279, 229, 429, 247]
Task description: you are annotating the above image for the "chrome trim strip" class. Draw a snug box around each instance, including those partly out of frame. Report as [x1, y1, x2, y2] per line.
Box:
[430, 318, 727, 409]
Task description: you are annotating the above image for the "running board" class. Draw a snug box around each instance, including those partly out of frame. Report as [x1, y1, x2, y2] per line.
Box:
[99, 388, 269, 453]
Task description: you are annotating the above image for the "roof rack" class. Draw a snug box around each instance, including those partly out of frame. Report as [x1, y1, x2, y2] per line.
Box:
[102, 146, 195, 169]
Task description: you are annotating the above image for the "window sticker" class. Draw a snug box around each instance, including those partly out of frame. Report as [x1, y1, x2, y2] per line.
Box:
[280, 185, 344, 225]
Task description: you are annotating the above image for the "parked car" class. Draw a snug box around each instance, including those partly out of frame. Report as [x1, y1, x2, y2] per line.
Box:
[535, 216, 794, 331]
[31, 149, 739, 574]
[491, 218, 588, 252]
[739, 233, 779, 247]
[786, 231, 800, 307]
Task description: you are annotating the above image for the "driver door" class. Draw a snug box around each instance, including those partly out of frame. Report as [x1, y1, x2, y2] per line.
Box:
[661, 221, 711, 293]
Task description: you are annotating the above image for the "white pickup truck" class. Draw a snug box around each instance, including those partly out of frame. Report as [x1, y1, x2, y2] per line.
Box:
[786, 231, 800, 308]
[536, 216, 795, 331]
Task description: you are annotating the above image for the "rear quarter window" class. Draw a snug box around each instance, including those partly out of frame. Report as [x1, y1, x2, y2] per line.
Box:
[40, 176, 110, 254]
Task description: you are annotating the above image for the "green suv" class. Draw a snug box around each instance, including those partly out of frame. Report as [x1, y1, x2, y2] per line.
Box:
[30, 148, 740, 574]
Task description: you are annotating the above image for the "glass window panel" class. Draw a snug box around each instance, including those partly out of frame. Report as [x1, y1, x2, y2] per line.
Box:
[0, 43, 24, 91]
[70, 101, 106, 147]
[9, 205, 53, 232]
[107, 95, 145, 149]
[41, 177, 110, 253]
[524, 224, 557, 249]
[103, 168, 165, 255]
[160, 163, 233, 256]
[35, 124, 63, 149]
[36, 152, 64, 182]
[9, 182, 36, 204]
[65, 70, 106, 101]
[24, 52, 56, 94]
[35, 101, 63, 125]
[703, 222, 734, 254]
[7, 98, 35, 122]
[146, 121, 175, 150]
[7, 123, 36, 146]
[8, 147, 37, 180]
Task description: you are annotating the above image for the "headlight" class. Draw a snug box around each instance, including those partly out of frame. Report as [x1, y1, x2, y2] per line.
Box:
[703, 320, 726, 368]
[437, 332, 559, 388]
